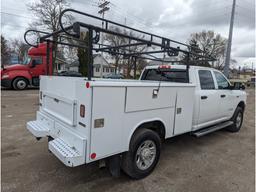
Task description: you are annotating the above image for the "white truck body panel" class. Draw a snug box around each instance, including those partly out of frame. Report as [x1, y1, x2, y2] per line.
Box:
[27, 65, 246, 168]
[28, 75, 196, 165]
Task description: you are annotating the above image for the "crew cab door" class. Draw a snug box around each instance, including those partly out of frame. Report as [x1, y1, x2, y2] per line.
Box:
[213, 71, 235, 119]
[196, 70, 219, 128]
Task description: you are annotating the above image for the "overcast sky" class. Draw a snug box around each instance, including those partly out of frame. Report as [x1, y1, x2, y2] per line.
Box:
[1, 0, 255, 68]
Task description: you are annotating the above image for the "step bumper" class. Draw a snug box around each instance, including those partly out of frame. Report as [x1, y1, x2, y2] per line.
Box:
[49, 138, 85, 167]
[27, 121, 50, 138]
[27, 111, 86, 167]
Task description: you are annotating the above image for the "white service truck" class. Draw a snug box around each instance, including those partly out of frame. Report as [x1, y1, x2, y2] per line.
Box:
[27, 64, 246, 179]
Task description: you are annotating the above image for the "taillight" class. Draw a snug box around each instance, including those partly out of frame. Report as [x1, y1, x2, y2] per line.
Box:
[80, 104, 85, 117]
[86, 82, 90, 88]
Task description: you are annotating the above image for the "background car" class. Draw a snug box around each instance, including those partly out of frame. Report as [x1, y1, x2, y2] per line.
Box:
[103, 73, 124, 79]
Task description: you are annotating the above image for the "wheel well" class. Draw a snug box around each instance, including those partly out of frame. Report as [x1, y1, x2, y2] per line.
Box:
[237, 101, 245, 111]
[133, 120, 166, 140]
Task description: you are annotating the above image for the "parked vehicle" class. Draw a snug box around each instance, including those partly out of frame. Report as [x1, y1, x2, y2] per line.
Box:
[103, 73, 124, 79]
[26, 9, 247, 179]
[247, 76, 256, 87]
[1, 43, 53, 90]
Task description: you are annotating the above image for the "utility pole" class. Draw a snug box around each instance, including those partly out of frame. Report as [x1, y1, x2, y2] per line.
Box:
[98, 0, 110, 78]
[224, 0, 236, 78]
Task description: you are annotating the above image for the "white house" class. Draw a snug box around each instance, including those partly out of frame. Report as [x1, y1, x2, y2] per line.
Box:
[66, 54, 115, 77]
[93, 54, 115, 77]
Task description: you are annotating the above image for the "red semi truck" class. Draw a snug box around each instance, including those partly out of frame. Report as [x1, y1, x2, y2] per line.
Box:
[1, 43, 53, 90]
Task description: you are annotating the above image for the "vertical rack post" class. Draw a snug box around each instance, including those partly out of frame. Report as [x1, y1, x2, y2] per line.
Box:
[46, 40, 50, 75]
[88, 28, 93, 80]
[186, 52, 190, 83]
[133, 57, 137, 79]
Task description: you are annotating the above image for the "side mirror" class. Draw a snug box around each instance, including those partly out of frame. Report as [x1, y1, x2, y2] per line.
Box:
[233, 82, 245, 90]
[30, 60, 36, 68]
[240, 84, 245, 90]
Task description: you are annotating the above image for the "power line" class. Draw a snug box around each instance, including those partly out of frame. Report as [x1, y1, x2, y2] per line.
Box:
[0, 11, 32, 20]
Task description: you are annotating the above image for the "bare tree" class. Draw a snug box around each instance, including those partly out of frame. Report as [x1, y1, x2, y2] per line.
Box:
[10, 39, 30, 63]
[1, 35, 11, 66]
[27, 0, 72, 72]
[104, 27, 127, 74]
[104, 27, 147, 77]
[27, 0, 71, 32]
[186, 30, 227, 69]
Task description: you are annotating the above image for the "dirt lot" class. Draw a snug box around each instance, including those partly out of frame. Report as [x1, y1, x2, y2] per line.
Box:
[1, 88, 255, 192]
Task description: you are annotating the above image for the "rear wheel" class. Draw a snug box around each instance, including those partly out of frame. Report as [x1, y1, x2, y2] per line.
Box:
[121, 128, 161, 179]
[226, 107, 244, 132]
[12, 77, 28, 90]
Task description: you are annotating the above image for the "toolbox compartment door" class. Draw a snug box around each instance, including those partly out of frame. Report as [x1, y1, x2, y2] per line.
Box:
[42, 92, 77, 126]
[125, 87, 176, 112]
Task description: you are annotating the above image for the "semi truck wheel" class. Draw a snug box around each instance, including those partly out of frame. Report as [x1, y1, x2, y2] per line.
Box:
[12, 77, 28, 90]
[121, 128, 161, 179]
[226, 107, 244, 132]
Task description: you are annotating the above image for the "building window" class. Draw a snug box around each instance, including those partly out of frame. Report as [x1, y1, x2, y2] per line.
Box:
[111, 68, 114, 73]
[106, 68, 109, 73]
[103, 68, 105, 72]
[96, 67, 99, 72]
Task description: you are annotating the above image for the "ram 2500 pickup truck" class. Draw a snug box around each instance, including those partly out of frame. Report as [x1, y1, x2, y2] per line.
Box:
[26, 64, 246, 179]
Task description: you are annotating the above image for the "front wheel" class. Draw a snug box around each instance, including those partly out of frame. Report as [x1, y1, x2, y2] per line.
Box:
[226, 107, 244, 132]
[12, 77, 28, 90]
[121, 128, 161, 179]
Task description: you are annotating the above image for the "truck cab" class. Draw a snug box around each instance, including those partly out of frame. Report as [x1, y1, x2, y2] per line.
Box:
[1, 43, 52, 90]
[140, 64, 247, 132]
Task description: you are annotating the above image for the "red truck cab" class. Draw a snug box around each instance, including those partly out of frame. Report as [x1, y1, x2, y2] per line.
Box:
[1, 43, 52, 90]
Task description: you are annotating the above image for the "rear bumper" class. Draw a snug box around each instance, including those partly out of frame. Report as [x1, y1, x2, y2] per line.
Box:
[1, 79, 12, 88]
[26, 111, 86, 167]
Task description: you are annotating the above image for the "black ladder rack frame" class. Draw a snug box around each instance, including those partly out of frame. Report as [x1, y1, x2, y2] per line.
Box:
[24, 8, 216, 81]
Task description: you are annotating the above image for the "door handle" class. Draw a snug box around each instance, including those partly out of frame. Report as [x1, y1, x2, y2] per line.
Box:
[220, 95, 226, 98]
[201, 96, 208, 100]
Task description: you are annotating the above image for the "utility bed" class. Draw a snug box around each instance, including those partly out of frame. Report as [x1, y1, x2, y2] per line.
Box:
[27, 76, 195, 166]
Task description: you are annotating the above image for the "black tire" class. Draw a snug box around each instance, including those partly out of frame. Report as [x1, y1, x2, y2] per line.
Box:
[226, 107, 244, 132]
[121, 128, 161, 179]
[12, 77, 28, 90]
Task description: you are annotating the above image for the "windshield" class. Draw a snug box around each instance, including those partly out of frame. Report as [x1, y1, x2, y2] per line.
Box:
[22, 56, 31, 65]
[142, 69, 188, 83]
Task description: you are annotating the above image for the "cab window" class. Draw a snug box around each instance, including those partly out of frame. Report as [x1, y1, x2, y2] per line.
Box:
[32, 57, 43, 65]
[198, 70, 215, 90]
[142, 69, 188, 83]
[214, 71, 230, 89]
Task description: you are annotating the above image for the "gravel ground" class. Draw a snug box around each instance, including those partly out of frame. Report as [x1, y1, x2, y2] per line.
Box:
[1, 88, 255, 192]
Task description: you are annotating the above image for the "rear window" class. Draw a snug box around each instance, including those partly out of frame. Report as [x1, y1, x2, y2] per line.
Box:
[142, 69, 187, 83]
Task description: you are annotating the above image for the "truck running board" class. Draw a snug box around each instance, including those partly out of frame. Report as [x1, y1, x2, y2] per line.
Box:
[192, 121, 233, 137]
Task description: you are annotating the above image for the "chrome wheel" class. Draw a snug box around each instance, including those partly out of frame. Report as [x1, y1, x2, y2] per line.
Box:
[135, 140, 156, 170]
[16, 79, 27, 89]
[236, 112, 242, 128]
